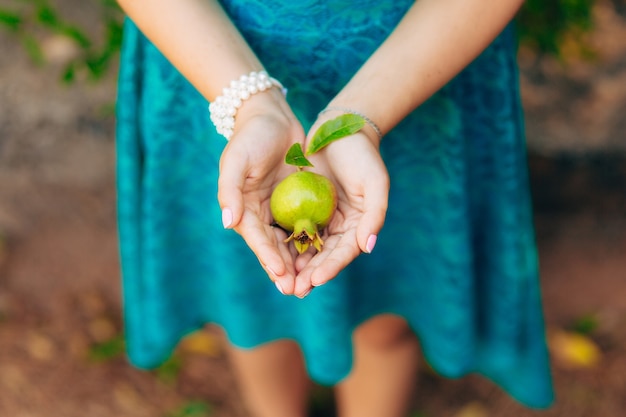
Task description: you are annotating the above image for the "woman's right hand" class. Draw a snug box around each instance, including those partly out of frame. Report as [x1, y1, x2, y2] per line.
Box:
[217, 88, 305, 295]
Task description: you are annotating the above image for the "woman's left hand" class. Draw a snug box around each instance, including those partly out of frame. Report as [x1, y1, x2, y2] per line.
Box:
[292, 130, 389, 297]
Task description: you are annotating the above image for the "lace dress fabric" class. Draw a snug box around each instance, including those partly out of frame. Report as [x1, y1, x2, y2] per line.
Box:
[116, 0, 553, 408]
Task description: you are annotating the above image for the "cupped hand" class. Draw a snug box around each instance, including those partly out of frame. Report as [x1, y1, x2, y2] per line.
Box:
[217, 91, 304, 294]
[293, 130, 390, 297]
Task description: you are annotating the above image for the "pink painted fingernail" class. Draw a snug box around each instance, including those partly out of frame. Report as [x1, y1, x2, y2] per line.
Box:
[298, 287, 313, 299]
[365, 234, 377, 253]
[275, 280, 285, 295]
[221, 208, 233, 228]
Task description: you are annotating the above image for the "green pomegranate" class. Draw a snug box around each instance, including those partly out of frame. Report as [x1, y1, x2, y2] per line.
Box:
[270, 170, 337, 254]
[270, 113, 367, 254]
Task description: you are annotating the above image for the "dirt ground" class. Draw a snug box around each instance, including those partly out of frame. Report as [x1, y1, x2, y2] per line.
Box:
[1, 2, 625, 417]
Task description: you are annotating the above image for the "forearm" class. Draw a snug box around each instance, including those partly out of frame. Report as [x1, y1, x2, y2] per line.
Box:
[117, 0, 299, 141]
[117, 0, 262, 101]
[328, 0, 524, 142]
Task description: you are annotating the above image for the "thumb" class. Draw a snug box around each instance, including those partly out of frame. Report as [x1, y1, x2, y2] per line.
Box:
[217, 150, 246, 229]
[356, 176, 389, 254]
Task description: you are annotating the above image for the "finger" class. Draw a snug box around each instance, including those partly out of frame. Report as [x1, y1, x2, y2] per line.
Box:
[217, 147, 247, 229]
[309, 235, 361, 287]
[294, 247, 315, 273]
[235, 210, 292, 281]
[294, 231, 359, 295]
[272, 227, 297, 295]
[293, 240, 332, 297]
[356, 175, 389, 253]
[293, 231, 340, 295]
[292, 248, 318, 297]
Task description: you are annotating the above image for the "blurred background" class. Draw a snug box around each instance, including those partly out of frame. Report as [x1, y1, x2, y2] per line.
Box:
[0, 1, 624, 416]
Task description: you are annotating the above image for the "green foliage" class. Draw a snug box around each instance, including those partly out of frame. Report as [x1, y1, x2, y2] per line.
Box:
[570, 313, 599, 335]
[285, 143, 314, 168]
[0, 0, 123, 83]
[164, 400, 213, 417]
[516, 0, 596, 58]
[0, 0, 609, 84]
[0, 9, 22, 31]
[306, 113, 365, 155]
[88, 334, 126, 362]
[284, 114, 367, 169]
[154, 353, 184, 385]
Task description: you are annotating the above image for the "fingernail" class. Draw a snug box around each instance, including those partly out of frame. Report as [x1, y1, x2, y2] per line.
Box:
[275, 280, 285, 295]
[298, 287, 313, 299]
[365, 234, 377, 253]
[221, 208, 233, 228]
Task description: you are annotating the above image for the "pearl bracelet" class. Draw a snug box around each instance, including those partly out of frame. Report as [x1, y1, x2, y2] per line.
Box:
[209, 70, 287, 140]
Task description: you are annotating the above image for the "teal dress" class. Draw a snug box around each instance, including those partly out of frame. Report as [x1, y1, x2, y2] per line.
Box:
[116, 0, 553, 408]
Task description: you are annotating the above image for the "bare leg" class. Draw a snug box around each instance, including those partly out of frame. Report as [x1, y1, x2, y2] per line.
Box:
[334, 314, 420, 417]
[227, 339, 310, 417]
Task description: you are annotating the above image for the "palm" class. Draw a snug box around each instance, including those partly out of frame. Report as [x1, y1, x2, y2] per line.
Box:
[218, 113, 304, 290]
[293, 132, 389, 296]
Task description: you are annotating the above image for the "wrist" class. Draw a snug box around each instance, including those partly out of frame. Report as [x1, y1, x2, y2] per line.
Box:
[234, 85, 299, 139]
[208, 70, 288, 140]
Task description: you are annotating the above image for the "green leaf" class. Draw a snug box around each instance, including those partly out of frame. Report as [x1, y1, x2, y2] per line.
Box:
[105, 18, 124, 50]
[0, 9, 22, 31]
[61, 61, 76, 84]
[306, 113, 365, 155]
[101, 0, 118, 8]
[20, 34, 44, 65]
[154, 353, 183, 385]
[86, 52, 110, 79]
[60, 25, 91, 48]
[165, 401, 213, 417]
[285, 143, 314, 168]
[36, 3, 59, 27]
[570, 314, 599, 335]
[87, 335, 126, 362]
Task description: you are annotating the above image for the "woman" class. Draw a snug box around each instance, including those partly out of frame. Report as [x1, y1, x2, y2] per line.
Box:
[115, 1, 554, 416]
